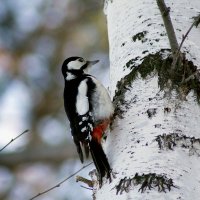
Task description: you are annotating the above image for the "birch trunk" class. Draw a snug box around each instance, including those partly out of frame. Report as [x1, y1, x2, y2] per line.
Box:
[95, 0, 200, 199]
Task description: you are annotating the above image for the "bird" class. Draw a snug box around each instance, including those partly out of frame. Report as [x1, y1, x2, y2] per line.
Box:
[61, 56, 114, 186]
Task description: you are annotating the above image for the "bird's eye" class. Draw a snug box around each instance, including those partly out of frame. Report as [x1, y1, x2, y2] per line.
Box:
[78, 58, 84, 62]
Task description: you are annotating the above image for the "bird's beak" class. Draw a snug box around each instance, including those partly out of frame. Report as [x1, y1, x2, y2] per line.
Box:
[86, 60, 99, 66]
[83, 60, 99, 73]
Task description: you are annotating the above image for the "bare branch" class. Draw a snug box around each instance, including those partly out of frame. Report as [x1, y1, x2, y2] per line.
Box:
[0, 130, 29, 152]
[156, 0, 179, 55]
[29, 162, 93, 200]
[76, 175, 94, 188]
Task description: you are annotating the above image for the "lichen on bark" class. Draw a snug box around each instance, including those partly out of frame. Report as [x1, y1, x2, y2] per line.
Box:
[113, 50, 200, 119]
[115, 173, 177, 195]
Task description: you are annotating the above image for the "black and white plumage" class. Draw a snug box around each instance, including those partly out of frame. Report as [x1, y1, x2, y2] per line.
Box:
[61, 56, 114, 185]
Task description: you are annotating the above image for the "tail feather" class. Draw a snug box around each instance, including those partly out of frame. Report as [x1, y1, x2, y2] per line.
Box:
[73, 127, 111, 186]
[82, 140, 90, 158]
[74, 140, 84, 163]
[89, 138, 111, 186]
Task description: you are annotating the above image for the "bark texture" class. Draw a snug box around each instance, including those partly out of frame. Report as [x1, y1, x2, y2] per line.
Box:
[95, 0, 200, 199]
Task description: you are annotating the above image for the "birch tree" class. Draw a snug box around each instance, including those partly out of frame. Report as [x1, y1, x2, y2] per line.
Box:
[95, 0, 200, 199]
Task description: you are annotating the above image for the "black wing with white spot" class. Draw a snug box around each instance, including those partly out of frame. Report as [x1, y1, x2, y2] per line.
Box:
[77, 111, 94, 140]
[71, 112, 94, 163]
[71, 77, 95, 162]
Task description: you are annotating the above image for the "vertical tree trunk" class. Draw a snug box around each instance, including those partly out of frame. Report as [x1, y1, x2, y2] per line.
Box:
[95, 0, 200, 199]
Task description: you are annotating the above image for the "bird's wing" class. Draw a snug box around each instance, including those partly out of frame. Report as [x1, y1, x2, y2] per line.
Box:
[72, 78, 94, 162]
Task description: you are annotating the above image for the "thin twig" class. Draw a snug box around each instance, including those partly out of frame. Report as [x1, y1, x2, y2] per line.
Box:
[172, 14, 200, 70]
[80, 185, 93, 190]
[29, 162, 93, 200]
[0, 130, 29, 152]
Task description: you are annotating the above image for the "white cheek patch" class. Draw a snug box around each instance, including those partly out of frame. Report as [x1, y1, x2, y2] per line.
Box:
[68, 60, 86, 70]
[66, 72, 76, 80]
[76, 79, 89, 115]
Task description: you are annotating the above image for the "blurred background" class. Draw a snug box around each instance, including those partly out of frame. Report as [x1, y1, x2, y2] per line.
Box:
[0, 0, 109, 199]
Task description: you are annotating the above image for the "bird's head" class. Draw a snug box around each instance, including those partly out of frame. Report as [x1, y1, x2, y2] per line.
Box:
[62, 56, 99, 80]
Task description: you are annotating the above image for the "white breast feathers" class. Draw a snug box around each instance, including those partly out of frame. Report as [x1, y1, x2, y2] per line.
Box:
[90, 77, 114, 121]
[76, 79, 89, 115]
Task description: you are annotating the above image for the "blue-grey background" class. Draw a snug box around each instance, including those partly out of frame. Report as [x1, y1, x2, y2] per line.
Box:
[0, 1, 109, 199]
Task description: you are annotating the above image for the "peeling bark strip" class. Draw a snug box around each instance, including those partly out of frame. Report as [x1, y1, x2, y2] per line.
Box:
[155, 133, 200, 156]
[116, 173, 177, 195]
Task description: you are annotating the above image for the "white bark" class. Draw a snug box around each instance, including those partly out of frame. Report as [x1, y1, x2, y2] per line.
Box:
[96, 0, 200, 199]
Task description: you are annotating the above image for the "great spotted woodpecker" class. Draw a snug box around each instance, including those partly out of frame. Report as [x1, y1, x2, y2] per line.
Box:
[61, 56, 114, 185]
